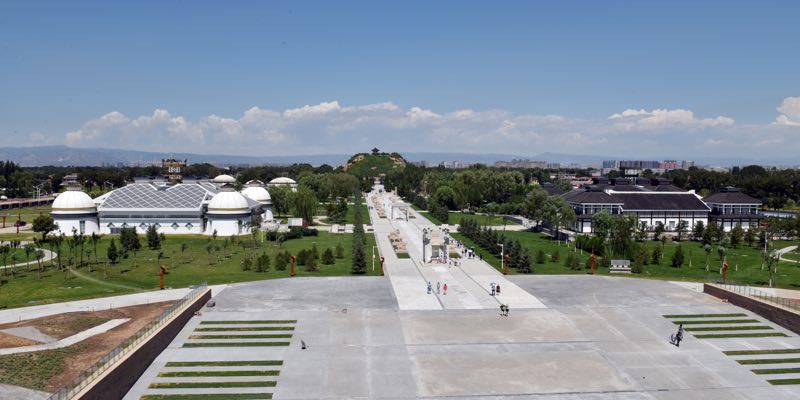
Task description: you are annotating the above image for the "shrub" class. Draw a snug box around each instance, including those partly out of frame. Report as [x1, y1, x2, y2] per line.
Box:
[335, 243, 345, 259]
[671, 245, 684, 268]
[322, 248, 335, 265]
[536, 249, 546, 264]
[651, 245, 662, 265]
[551, 250, 560, 263]
[305, 255, 318, 272]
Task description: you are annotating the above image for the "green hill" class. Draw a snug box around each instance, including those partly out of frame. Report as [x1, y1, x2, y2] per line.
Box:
[343, 151, 406, 178]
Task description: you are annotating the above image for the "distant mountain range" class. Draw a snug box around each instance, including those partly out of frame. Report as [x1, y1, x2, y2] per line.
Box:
[0, 145, 796, 168]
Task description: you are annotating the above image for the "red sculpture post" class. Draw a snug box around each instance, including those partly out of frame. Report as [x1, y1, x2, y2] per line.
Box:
[722, 261, 729, 284]
[590, 253, 596, 275]
[290, 255, 296, 277]
[380, 256, 385, 276]
[503, 255, 510, 275]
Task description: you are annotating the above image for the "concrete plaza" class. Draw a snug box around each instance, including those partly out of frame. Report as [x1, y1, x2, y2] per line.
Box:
[123, 274, 800, 399]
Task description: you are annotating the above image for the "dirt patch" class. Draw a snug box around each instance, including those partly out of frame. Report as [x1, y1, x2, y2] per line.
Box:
[0, 301, 174, 392]
[0, 332, 39, 348]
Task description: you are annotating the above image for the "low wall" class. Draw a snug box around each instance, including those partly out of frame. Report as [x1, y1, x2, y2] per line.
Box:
[703, 284, 800, 335]
[77, 288, 211, 400]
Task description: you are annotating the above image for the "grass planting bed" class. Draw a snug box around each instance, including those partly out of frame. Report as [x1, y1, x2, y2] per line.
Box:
[685, 326, 774, 332]
[199, 320, 296, 325]
[724, 349, 800, 356]
[671, 319, 759, 325]
[663, 313, 747, 318]
[738, 357, 800, 365]
[695, 332, 787, 339]
[182, 342, 290, 348]
[195, 327, 294, 332]
[767, 378, 800, 385]
[149, 381, 277, 389]
[189, 334, 293, 339]
[140, 394, 272, 400]
[752, 368, 800, 375]
[165, 361, 283, 367]
[159, 370, 280, 377]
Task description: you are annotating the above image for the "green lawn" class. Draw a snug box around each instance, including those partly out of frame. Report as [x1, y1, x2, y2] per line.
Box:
[320, 202, 370, 225]
[451, 229, 800, 289]
[0, 205, 51, 225]
[141, 394, 272, 400]
[0, 230, 378, 309]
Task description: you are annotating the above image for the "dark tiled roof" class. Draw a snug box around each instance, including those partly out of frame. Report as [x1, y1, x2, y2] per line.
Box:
[562, 190, 622, 204]
[540, 183, 564, 196]
[704, 191, 762, 205]
[615, 193, 710, 211]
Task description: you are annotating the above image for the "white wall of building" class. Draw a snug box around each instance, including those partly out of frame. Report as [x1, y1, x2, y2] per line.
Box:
[205, 216, 252, 236]
[53, 216, 100, 236]
[99, 220, 205, 235]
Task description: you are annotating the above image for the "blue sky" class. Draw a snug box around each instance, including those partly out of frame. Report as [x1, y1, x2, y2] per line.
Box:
[1, 0, 799, 158]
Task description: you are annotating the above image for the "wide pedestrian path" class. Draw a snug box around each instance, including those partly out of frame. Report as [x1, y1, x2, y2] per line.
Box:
[368, 187, 545, 311]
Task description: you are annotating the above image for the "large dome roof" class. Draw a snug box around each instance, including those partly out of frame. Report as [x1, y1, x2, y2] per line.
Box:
[269, 177, 296, 184]
[241, 186, 271, 203]
[52, 190, 96, 214]
[213, 174, 237, 184]
[208, 191, 250, 213]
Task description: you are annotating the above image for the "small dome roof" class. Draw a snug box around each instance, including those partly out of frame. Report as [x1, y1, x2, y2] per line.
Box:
[52, 190, 96, 213]
[213, 174, 237, 184]
[269, 177, 296, 184]
[241, 186, 272, 203]
[245, 180, 265, 187]
[208, 191, 250, 213]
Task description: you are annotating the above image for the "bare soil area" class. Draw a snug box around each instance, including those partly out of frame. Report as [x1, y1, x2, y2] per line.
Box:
[0, 301, 174, 392]
[0, 332, 38, 348]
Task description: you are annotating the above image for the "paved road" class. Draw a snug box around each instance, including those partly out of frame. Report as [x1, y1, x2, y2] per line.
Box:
[369, 186, 544, 311]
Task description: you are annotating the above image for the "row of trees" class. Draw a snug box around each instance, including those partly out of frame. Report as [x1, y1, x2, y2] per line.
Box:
[351, 190, 367, 274]
[458, 218, 532, 273]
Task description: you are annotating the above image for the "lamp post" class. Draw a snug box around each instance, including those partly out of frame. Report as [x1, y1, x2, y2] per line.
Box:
[498, 243, 504, 272]
[422, 228, 430, 263]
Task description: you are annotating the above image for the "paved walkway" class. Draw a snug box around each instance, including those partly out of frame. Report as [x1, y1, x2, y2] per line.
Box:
[0, 318, 130, 355]
[0, 284, 227, 324]
[0, 240, 57, 271]
[368, 186, 545, 311]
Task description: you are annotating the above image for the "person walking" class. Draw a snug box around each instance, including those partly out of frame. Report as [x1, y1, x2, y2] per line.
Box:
[437, 281, 441, 294]
[443, 283, 448, 295]
[427, 281, 432, 294]
[675, 324, 684, 347]
[503, 304, 510, 317]
[496, 284, 501, 294]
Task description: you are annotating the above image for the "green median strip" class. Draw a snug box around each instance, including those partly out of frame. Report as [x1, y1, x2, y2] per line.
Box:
[183, 342, 290, 347]
[140, 395, 272, 400]
[663, 313, 747, 319]
[685, 326, 773, 332]
[189, 334, 293, 339]
[672, 319, 759, 325]
[200, 320, 296, 324]
[149, 381, 276, 389]
[752, 368, 800, 375]
[159, 370, 279, 377]
[738, 357, 800, 365]
[695, 332, 787, 339]
[767, 378, 800, 385]
[725, 349, 800, 356]
[195, 327, 294, 331]
[165, 361, 283, 367]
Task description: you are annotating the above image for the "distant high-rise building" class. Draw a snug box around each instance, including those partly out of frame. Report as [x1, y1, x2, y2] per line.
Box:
[681, 160, 695, 169]
[660, 160, 679, 170]
[162, 158, 187, 181]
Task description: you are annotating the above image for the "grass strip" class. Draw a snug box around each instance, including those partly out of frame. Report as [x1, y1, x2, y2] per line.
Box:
[725, 349, 800, 356]
[663, 313, 747, 318]
[165, 361, 283, 367]
[189, 334, 293, 339]
[159, 370, 279, 377]
[200, 320, 296, 324]
[695, 332, 787, 339]
[140, 395, 272, 400]
[149, 381, 276, 389]
[672, 319, 759, 325]
[752, 368, 800, 375]
[767, 378, 800, 385]
[195, 327, 294, 331]
[685, 326, 774, 332]
[183, 342, 290, 348]
[738, 357, 800, 365]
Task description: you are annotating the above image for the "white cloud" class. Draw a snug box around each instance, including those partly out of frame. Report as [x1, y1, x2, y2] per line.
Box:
[775, 97, 800, 126]
[59, 99, 800, 158]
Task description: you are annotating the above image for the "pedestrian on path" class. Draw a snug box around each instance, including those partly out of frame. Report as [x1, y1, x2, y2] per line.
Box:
[443, 283, 448, 295]
[427, 281, 432, 294]
[437, 282, 441, 294]
[495, 284, 501, 294]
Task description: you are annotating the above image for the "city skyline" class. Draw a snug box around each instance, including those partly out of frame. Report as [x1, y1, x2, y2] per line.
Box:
[1, 1, 799, 158]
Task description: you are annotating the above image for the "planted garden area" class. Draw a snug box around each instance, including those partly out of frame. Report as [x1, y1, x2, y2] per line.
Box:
[453, 216, 800, 289]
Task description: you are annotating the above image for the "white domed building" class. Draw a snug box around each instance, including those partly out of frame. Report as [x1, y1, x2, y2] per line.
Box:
[241, 180, 273, 221]
[51, 177, 99, 236]
[267, 176, 298, 192]
[205, 178, 260, 236]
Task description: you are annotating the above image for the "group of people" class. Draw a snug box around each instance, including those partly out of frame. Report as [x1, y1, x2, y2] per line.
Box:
[499, 304, 509, 316]
[490, 282, 501, 296]
[427, 281, 448, 295]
